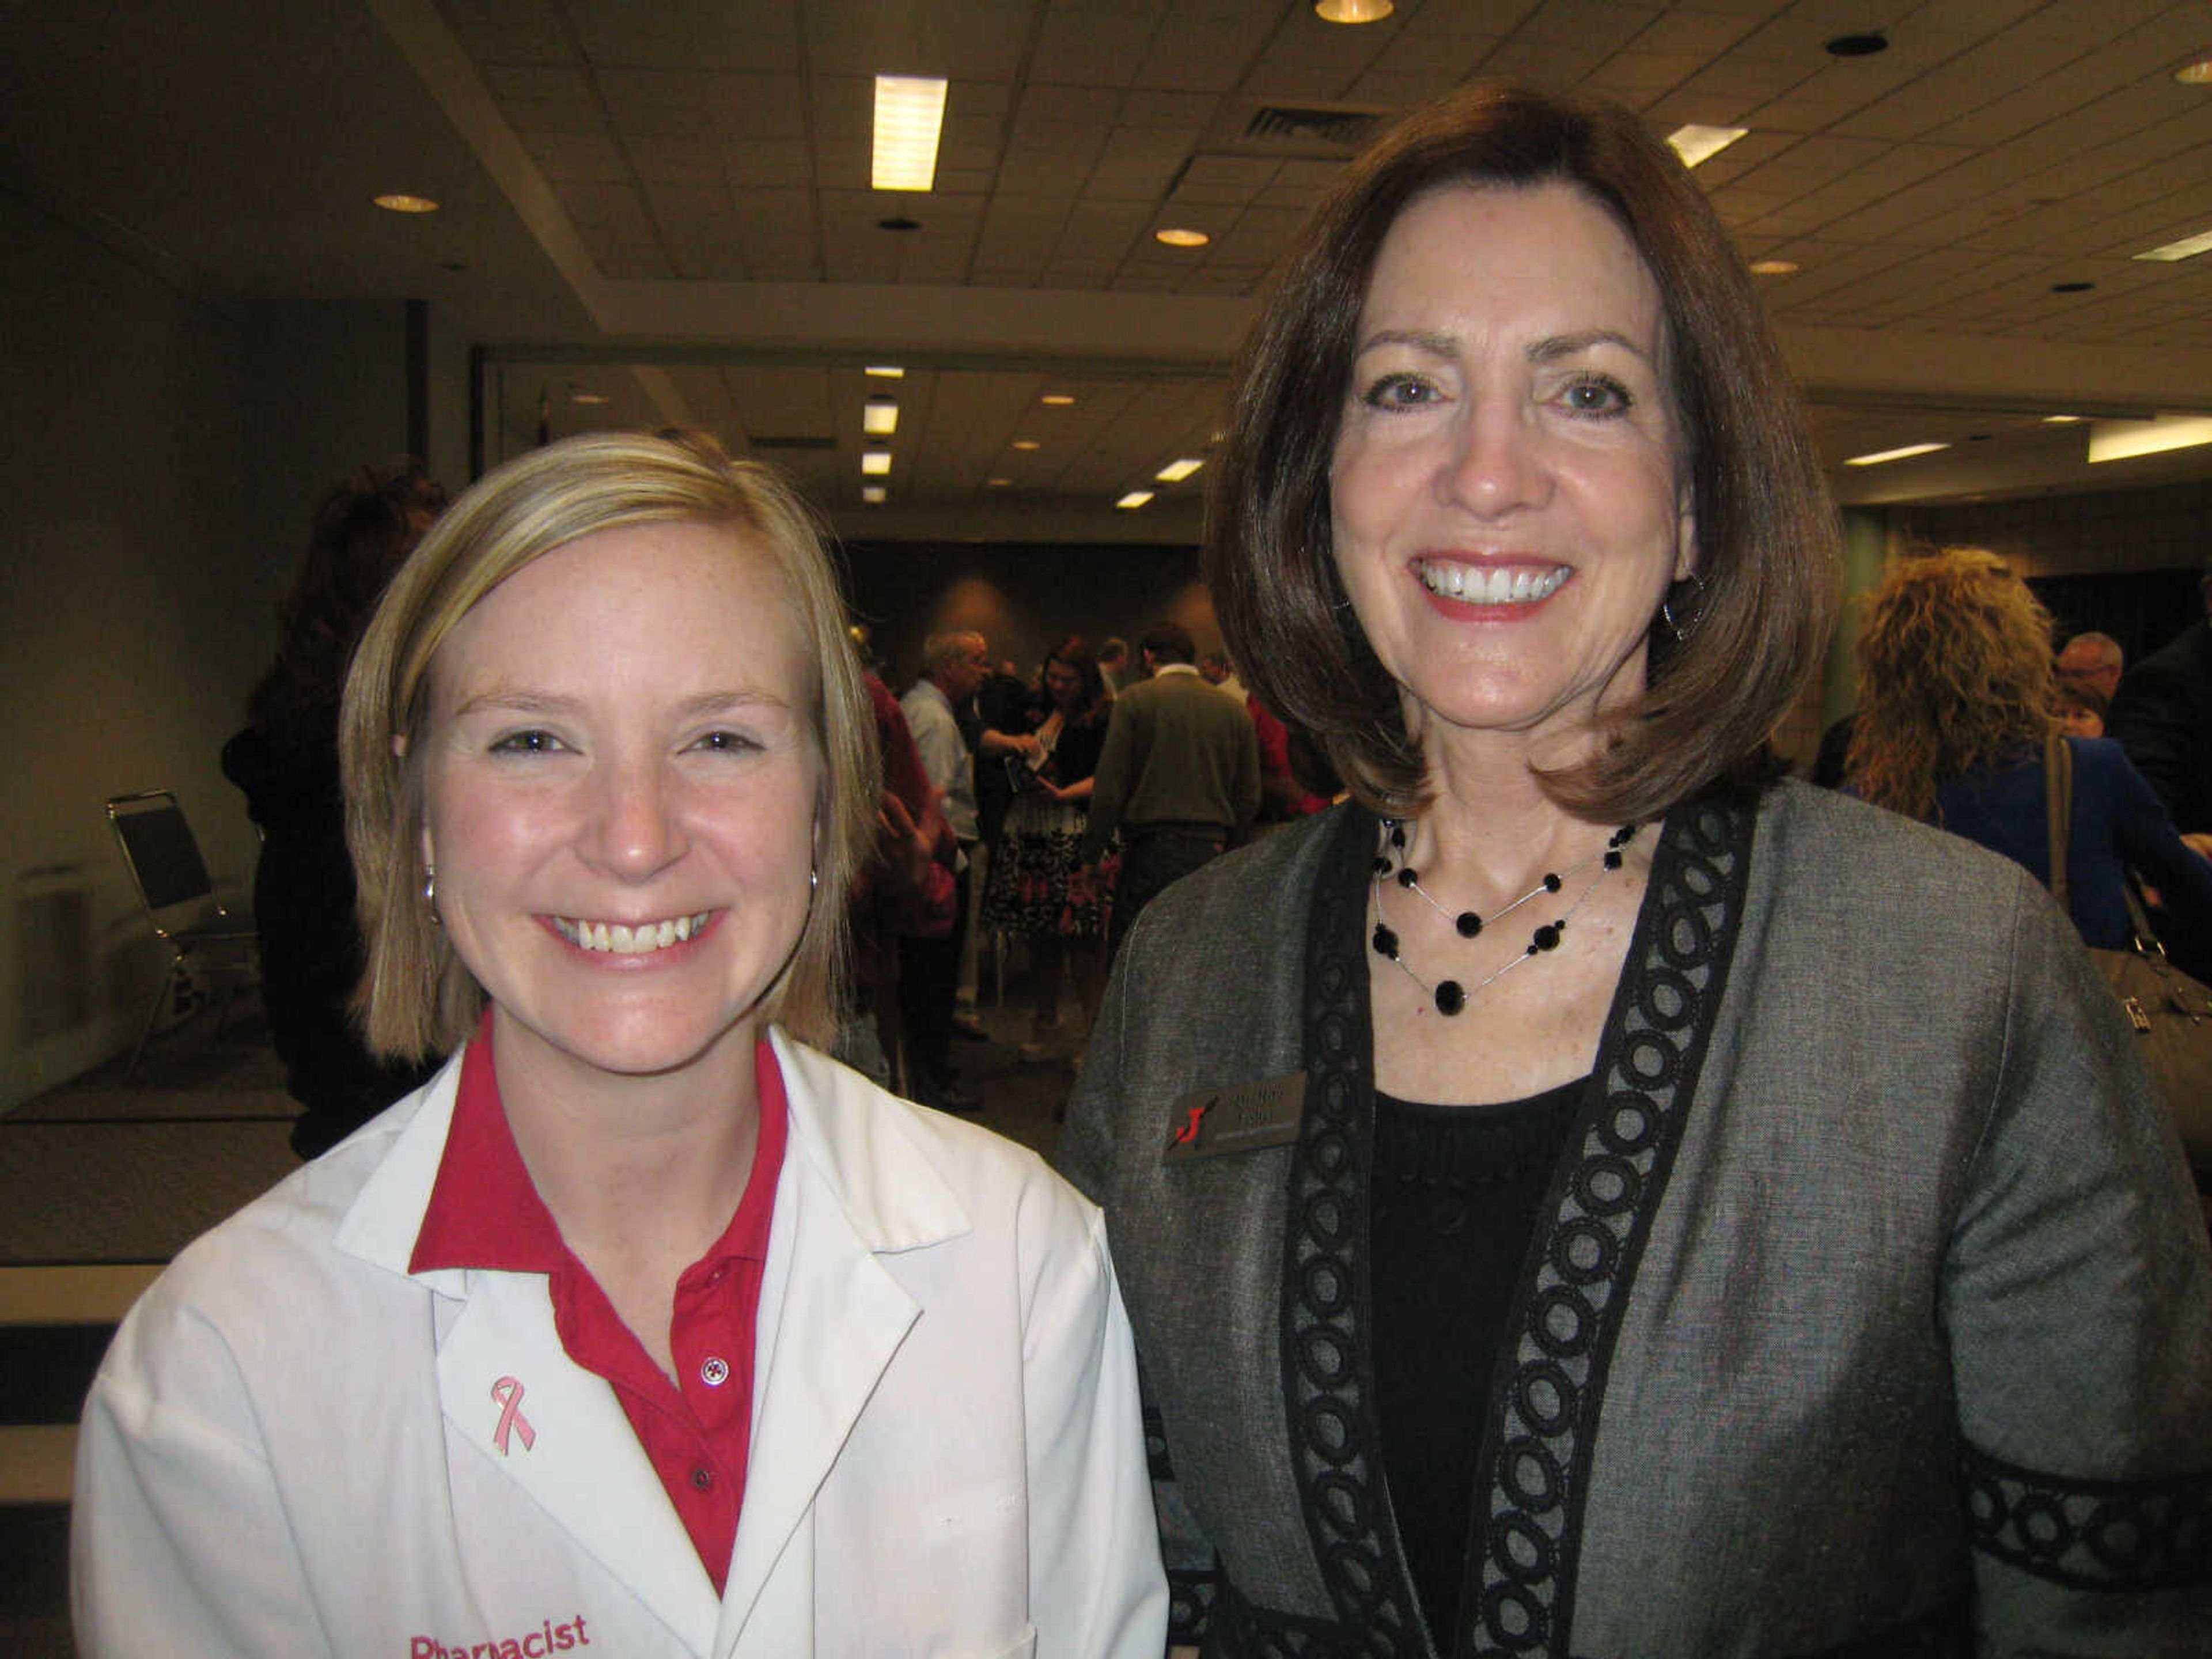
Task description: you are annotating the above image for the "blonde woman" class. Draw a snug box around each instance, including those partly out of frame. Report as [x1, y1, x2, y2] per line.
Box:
[1850, 548, 2212, 974]
[74, 432, 1165, 1657]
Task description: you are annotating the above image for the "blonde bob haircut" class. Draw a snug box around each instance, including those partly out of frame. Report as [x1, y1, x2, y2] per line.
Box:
[339, 430, 878, 1063]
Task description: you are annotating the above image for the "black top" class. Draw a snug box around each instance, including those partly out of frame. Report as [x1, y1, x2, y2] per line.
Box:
[1370, 1075, 1587, 1646]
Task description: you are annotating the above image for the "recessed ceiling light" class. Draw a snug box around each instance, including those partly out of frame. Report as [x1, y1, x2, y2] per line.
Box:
[1843, 442, 1949, 467]
[2134, 228, 2212, 262]
[2088, 416, 2212, 463]
[986, 477, 1013, 487]
[1011, 438, 1041, 451]
[2050, 280, 2094, 293]
[862, 485, 888, 504]
[1825, 31, 1888, 57]
[1041, 393, 1076, 407]
[2175, 55, 2212, 85]
[570, 392, 609, 406]
[1315, 0, 1393, 21]
[373, 193, 439, 214]
[1666, 125, 1749, 169]
[861, 450, 893, 476]
[872, 75, 948, 192]
[1155, 227, 1210, 248]
[1116, 490, 1156, 510]
[2044, 414, 2084, 424]
[863, 397, 899, 437]
[1749, 258, 1798, 276]
[865, 365, 905, 380]
[1156, 458, 1205, 483]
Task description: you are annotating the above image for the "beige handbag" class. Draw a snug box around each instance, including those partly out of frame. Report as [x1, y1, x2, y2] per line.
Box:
[2045, 734, 2212, 1171]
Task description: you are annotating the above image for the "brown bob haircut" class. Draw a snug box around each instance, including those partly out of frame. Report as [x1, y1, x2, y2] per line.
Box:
[339, 430, 879, 1063]
[1206, 82, 1839, 823]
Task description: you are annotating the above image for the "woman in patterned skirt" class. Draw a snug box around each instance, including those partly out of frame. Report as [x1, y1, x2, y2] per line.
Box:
[982, 635, 1116, 1058]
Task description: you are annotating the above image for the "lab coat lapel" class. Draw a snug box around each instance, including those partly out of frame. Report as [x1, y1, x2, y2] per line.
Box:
[438, 1275, 724, 1654]
[715, 1033, 969, 1653]
[334, 1050, 721, 1653]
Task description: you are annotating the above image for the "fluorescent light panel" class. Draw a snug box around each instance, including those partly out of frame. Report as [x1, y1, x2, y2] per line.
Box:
[872, 77, 948, 192]
[863, 399, 898, 436]
[1155, 459, 1205, 483]
[865, 365, 905, 379]
[1667, 125, 1748, 168]
[862, 485, 888, 504]
[1843, 442, 1949, 467]
[2134, 228, 2212, 262]
[861, 450, 893, 476]
[1116, 490, 1154, 510]
[2087, 416, 2212, 463]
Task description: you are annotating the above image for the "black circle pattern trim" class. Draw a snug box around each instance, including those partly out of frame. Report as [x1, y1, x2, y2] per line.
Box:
[1463, 800, 1749, 1656]
[1963, 1441, 2212, 1592]
[1275, 805, 1421, 1657]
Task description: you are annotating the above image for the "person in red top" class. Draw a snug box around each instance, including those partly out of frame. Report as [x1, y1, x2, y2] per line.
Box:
[74, 431, 1166, 1657]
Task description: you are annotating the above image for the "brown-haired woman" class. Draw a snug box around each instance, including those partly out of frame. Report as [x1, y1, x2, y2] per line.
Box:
[1058, 85, 2209, 1656]
[78, 433, 1165, 1656]
[222, 461, 449, 1157]
[980, 634, 1117, 1056]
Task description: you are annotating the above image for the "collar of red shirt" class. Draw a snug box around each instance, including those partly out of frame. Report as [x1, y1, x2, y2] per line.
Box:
[410, 1008, 789, 1281]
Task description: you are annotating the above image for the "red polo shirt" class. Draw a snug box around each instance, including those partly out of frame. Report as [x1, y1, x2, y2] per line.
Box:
[411, 1012, 787, 1595]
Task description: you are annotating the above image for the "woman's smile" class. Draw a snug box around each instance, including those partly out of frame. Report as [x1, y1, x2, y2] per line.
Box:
[1412, 556, 1573, 609]
[546, 908, 716, 956]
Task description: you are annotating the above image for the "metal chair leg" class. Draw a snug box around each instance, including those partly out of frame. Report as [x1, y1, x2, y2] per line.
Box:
[123, 959, 180, 1082]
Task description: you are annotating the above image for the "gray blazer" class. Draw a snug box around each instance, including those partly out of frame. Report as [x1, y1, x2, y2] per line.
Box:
[1059, 782, 2211, 1657]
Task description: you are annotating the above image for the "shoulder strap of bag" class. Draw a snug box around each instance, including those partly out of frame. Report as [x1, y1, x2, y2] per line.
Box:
[2043, 730, 2073, 919]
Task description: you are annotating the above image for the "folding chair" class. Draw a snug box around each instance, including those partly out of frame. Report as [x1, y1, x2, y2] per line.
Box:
[105, 790, 258, 1078]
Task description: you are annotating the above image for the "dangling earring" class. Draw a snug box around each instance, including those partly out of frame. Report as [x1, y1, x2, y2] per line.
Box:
[1660, 573, 1708, 644]
[423, 865, 440, 926]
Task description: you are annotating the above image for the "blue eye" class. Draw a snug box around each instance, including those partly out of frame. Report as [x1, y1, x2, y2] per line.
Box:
[1361, 372, 1441, 411]
[1562, 376, 1631, 415]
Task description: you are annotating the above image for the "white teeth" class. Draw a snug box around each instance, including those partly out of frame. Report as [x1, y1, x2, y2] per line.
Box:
[1418, 562, 1569, 604]
[555, 911, 712, 955]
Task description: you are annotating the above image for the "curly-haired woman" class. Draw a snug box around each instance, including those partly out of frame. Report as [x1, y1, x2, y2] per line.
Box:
[1849, 547, 2212, 976]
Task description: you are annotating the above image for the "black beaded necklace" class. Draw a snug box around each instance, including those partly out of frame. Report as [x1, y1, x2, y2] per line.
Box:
[1370, 819, 1638, 1015]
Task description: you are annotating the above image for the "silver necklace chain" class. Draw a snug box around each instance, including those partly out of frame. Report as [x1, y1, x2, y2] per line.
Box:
[1369, 819, 1637, 1016]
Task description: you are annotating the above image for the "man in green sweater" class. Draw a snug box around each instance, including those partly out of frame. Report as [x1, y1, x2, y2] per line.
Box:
[1081, 621, 1262, 956]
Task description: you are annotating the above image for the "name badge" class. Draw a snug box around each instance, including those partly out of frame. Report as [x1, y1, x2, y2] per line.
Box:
[1161, 1072, 1307, 1162]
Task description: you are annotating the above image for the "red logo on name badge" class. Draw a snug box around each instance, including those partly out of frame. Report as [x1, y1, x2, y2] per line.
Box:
[1171, 1099, 1213, 1146]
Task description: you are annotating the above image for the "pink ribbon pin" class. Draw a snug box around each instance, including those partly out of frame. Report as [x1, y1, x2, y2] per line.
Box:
[490, 1376, 536, 1455]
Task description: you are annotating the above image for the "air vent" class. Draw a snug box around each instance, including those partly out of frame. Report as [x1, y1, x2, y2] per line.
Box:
[748, 435, 836, 452]
[1242, 104, 1387, 150]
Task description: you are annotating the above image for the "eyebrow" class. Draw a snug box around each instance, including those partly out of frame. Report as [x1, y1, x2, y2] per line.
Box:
[1353, 325, 1653, 364]
[450, 687, 792, 721]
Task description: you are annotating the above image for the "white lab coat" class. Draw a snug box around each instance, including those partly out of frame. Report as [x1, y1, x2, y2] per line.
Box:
[73, 1029, 1166, 1657]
